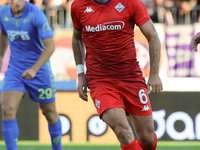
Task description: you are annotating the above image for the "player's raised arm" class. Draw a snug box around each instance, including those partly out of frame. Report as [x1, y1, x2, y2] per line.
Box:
[139, 19, 163, 93]
[72, 28, 88, 101]
[191, 32, 200, 52]
[0, 31, 8, 69]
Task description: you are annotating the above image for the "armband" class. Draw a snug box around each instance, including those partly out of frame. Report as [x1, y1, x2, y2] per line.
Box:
[76, 64, 84, 75]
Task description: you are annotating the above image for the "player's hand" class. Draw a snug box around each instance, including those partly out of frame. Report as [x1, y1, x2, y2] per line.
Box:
[191, 32, 200, 52]
[77, 73, 88, 101]
[147, 74, 163, 93]
[21, 68, 37, 80]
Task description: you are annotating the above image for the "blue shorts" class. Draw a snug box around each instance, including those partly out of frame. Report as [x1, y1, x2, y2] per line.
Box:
[1, 69, 56, 103]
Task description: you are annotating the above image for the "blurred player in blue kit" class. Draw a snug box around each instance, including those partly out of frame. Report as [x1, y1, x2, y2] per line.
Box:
[0, 0, 62, 149]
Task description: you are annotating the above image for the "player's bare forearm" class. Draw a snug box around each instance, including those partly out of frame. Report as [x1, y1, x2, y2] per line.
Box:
[139, 20, 160, 75]
[146, 33, 163, 93]
[72, 28, 85, 65]
[148, 34, 160, 75]
[31, 37, 55, 72]
[0, 32, 8, 58]
[72, 28, 88, 100]
[0, 32, 8, 69]
[139, 20, 162, 93]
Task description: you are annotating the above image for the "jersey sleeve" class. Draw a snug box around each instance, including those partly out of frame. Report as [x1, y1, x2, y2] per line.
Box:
[0, 7, 6, 33]
[71, 0, 82, 30]
[130, 0, 151, 26]
[33, 9, 53, 40]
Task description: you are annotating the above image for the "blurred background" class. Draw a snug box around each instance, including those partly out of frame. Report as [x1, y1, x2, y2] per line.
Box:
[1, 0, 200, 145]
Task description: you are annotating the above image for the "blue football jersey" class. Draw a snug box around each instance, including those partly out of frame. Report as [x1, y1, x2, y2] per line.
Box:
[0, 2, 54, 76]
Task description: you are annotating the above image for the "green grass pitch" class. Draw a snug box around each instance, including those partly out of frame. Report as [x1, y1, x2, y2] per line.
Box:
[0, 141, 200, 150]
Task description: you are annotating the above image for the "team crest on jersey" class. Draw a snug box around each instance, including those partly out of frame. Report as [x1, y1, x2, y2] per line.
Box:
[95, 99, 101, 108]
[115, 3, 125, 12]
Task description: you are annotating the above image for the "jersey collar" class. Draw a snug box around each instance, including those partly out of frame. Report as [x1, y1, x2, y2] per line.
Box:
[93, 0, 112, 5]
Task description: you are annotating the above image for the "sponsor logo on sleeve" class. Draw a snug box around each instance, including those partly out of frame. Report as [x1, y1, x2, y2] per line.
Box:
[43, 22, 51, 32]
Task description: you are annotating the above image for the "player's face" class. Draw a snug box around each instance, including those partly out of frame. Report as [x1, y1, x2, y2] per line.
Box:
[7, 0, 26, 15]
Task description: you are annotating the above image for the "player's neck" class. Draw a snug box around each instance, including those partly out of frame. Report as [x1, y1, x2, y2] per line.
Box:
[96, 0, 109, 3]
[12, 9, 23, 17]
